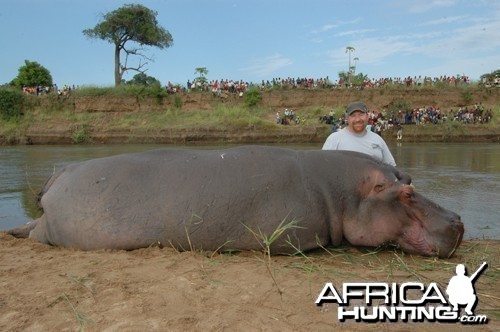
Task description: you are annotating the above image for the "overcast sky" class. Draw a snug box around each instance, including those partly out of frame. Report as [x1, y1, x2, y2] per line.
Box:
[2, 0, 500, 86]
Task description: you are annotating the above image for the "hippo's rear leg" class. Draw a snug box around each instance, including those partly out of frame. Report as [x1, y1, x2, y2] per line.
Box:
[27, 215, 51, 244]
[7, 219, 39, 238]
[7, 216, 50, 245]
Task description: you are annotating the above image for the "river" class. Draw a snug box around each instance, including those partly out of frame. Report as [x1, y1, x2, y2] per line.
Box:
[0, 143, 498, 240]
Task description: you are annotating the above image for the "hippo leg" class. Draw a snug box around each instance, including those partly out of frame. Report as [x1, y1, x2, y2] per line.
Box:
[7, 220, 39, 238]
[27, 215, 51, 244]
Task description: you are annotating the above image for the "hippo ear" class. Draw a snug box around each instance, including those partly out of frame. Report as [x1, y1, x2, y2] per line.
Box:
[396, 171, 412, 185]
[399, 184, 414, 205]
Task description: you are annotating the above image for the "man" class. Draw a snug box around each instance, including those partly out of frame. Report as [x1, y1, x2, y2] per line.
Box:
[322, 101, 396, 166]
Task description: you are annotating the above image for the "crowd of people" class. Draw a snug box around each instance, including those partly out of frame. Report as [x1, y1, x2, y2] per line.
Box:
[318, 102, 495, 141]
[388, 104, 494, 125]
[21, 73, 475, 98]
[179, 74, 472, 95]
[22, 84, 78, 96]
[276, 109, 301, 125]
[174, 73, 474, 97]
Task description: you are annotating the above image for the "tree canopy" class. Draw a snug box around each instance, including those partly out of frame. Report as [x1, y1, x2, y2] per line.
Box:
[126, 72, 161, 87]
[338, 71, 367, 87]
[10, 60, 53, 88]
[480, 69, 500, 81]
[194, 67, 208, 84]
[83, 4, 173, 86]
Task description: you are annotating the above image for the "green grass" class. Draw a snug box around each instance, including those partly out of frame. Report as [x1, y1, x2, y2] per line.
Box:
[74, 84, 166, 98]
[107, 104, 271, 130]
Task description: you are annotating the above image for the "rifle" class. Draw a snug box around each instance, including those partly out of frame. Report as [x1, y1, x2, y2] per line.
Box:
[469, 262, 488, 283]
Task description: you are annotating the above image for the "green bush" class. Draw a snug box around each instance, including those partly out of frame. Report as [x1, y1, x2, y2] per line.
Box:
[71, 126, 91, 144]
[0, 88, 24, 120]
[244, 87, 262, 107]
[388, 99, 411, 114]
[462, 90, 473, 105]
[173, 95, 183, 109]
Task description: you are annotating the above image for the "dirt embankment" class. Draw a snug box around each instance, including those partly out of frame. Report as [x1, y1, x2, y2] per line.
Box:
[6, 87, 500, 145]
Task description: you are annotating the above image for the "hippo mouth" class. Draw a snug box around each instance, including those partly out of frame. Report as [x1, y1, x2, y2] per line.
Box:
[399, 215, 463, 258]
[400, 230, 436, 256]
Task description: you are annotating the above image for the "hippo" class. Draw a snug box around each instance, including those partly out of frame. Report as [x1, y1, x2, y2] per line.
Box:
[8, 146, 464, 258]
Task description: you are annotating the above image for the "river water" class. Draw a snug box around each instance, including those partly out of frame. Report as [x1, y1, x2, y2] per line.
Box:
[0, 143, 498, 240]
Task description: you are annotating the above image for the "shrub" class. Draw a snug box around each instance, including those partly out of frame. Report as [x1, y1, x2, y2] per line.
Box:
[244, 87, 262, 107]
[462, 90, 473, 105]
[173, 95, 183, 109]
[388, 99, 411, 114]
[0, 88, 24, 120]
[71, 126, 91, 144]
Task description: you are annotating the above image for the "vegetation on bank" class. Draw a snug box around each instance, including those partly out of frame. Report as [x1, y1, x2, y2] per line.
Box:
[0, 84, 499, 145]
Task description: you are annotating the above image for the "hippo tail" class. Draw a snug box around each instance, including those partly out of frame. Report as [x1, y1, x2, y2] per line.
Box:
[7, 219, 39, 239]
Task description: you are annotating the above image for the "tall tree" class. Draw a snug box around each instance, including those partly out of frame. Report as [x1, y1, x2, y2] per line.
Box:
[83, 4, 173, 86]
[345, 46, 355, 85]
[10, 60, 53, 88]
[194, 67, 208, 83]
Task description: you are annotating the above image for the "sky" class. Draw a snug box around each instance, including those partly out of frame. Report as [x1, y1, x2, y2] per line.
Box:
[2, 0, 500, 87]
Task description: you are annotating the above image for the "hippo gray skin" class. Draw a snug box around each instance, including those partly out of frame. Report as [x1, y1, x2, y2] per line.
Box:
[8, 146, 464, 258]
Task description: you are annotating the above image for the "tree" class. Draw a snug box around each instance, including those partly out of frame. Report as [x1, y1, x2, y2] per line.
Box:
[194, 67, 208, 84]
[480, 69, 500, 84]
[352, 57, 359, 75]
[345, 46, 355, 85]
[10, 60, 53, 88]
[126, 72, 161, 87]
[338, 71, 367, 87]
[83, 4, 173, 86]
[0, 88, 24, 120]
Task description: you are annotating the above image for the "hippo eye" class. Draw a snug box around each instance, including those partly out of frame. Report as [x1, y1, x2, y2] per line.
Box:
[374, 184, 385, 192]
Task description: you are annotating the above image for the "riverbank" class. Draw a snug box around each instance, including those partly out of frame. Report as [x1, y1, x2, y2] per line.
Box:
[1, 86, 499, 145]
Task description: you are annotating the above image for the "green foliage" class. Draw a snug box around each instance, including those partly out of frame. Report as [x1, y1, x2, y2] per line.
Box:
[337, 71, 368, 86]
[432, 80, 449, 89]
[82, 4, 173, 47]
[0, 88, 24, 120]
[10, 60, 52, 88]
[480, 69, 500, 81]
[388, 99, 411, 114]
[462, 90, 473, 105]
[194, 67, 209, 86]
[126, 73, 161, 87]
[71, 126, 91, 144]
[442, 120, 465, 141]
[194, 67, 208, 78]
[74, 85, 167, 98]
[82, 4, 173, 86]
[244, 87, 262, 107]
[173, 95, 183, 109]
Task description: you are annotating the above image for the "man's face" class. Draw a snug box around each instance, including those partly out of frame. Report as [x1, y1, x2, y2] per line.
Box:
[348, 110, 368, 134]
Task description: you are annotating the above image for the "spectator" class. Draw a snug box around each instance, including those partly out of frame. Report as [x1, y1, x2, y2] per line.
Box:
[322, 101, 396, 166]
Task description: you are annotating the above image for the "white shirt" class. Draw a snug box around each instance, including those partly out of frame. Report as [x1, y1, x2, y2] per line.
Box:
[322, 128, 396, 166]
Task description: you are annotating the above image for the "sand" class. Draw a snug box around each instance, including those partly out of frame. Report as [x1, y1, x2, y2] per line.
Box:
[0, 233, 498, 331]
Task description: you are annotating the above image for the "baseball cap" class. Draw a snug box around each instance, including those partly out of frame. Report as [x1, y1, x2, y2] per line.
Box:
[346, 101, 368, 116]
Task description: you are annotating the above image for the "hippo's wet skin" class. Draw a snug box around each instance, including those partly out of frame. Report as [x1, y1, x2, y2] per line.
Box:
[9, 146, 464, 258]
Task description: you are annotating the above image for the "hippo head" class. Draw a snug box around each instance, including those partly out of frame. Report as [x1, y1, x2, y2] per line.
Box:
[343, 167, 464, 258]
